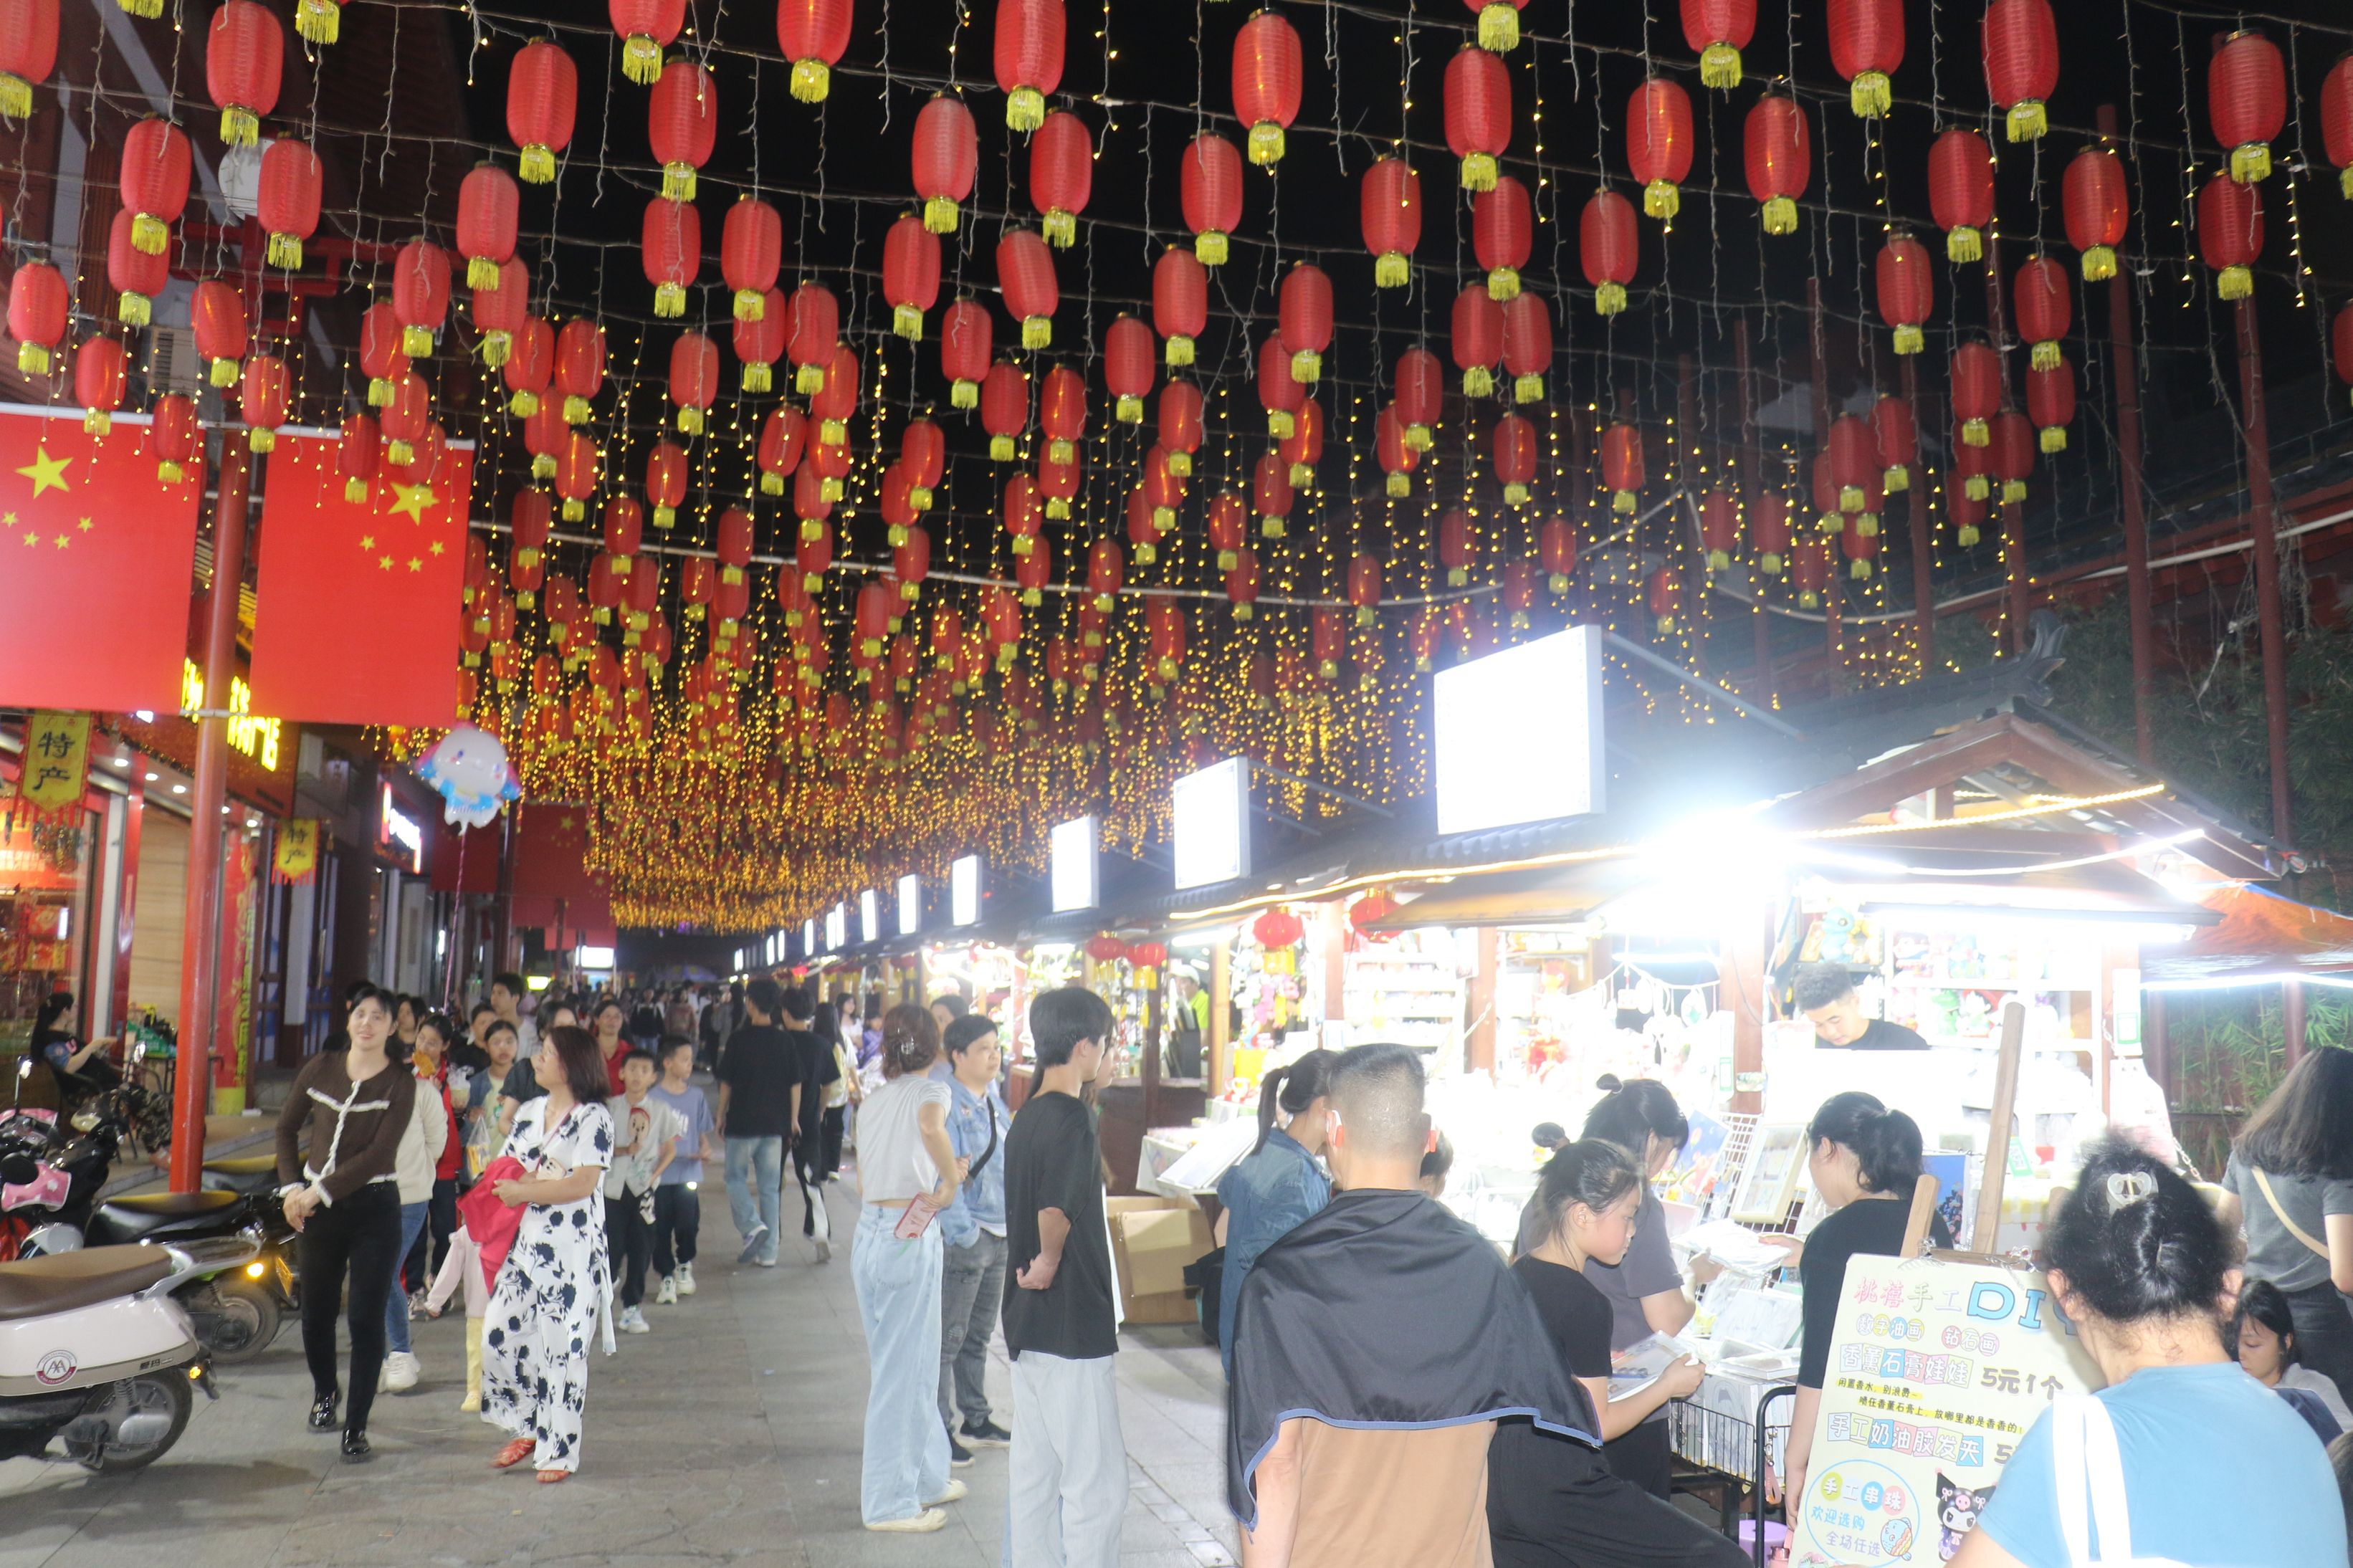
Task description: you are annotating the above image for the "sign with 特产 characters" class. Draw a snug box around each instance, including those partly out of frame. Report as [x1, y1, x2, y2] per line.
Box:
[1791, 1253, 2103, 1567]
[11, 711, 88, 820]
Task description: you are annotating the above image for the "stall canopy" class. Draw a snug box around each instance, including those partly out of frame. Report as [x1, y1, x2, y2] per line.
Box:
[2141, 884, 2353, 988]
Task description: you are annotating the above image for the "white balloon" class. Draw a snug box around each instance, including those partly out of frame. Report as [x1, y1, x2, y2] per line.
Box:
[415, 724, 522, 829]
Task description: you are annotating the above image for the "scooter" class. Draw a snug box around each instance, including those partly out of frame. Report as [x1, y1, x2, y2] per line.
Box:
[0, 1240, 222, 1472]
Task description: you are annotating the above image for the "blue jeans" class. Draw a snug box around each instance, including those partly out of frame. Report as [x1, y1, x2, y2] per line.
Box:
[383, 1200, 429, 1354]
[851, 1203, 949, 1524]
[725, 1136, 783, 1258]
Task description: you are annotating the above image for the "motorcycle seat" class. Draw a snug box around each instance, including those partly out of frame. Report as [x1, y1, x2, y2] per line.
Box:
[0, 1244, 173, 1321]
[91, 1189, 244, 1240]
[202, 1154, 277, 1177]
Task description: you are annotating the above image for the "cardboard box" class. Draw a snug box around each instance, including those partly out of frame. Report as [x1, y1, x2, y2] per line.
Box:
[1106, 1194, 1213, 1326]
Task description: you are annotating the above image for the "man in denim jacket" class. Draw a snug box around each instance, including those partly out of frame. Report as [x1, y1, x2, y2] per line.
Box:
[938, 1013, 1014, 1461]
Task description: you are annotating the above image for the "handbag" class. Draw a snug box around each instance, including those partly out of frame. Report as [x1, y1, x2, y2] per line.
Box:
[2048, 1394, 2194, 1567]
[2250, 1166, 2332, 1260]
[456, 1155, 529, 1281]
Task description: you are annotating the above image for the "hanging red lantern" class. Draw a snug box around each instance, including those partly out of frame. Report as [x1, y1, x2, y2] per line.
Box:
[1454, 285, 1504, 397]
[507, 38, 577, 183]
[1002, 471, 1044, 556]
[1257, 332, 1304, 438]
[998, 227, 1059, 349]
[1375, 406, 1418, 497]
[1039, 364, 1087, 464]
[1473, 176, 1533, 301]
[1743, 97, 1809, 235]
[603, 496, 644, 570]
[1395, 348, 1443, 450]
[1682, 0, 1756, 87]
[1253, 449, 1294, 537]
[1031, 109, 1093, 247]
[6, 259, 62, 373]
[390, 239, 451, 356]
[1086, 537, 1123, 609]
[1990, 410, 2035, 502]
[1311, 609, 1345, 678]
[1841, 515, 1881, 578]
[1602, 423, 1643, 512]
[812, 344, 860, 446]
[452, 163, 520, 297]
[1439, 509, 1476, 586]
[1104, 312, 1155, 423]
[522, 402, 567, 479]
[648, 59, 717, 199]
[777, 0, 853, 103]
[1181, 133, 1244, 267]
[1874, 233, 1932, 355]
[1233, 9, 1302, 165]
[1207, 491, 1247, 572]
[2013, 255, 2071, 370]
[151, 392, 197, 483]
[239, 353, 287, 452]
[1493, 412, 1537, 505]
[981, 360, 1029, 460]
[1126, 485, 1161, 562]
[994, 0, 1062, 131]
[1789, 537, 1828, 606]
[119, 118, 190, 258]
[1982, 0, 2058, 143]
[1361, 158, 1422, 288]
[2062, 146, 2128, 281]
[1626, 78, 1694, 219]
[1159, 379, 1204, 476]
[208, 1, 280, 145]
[720, 195, 783, 323]
[0, 0, 54, 120]
[892, 524, 930, 601]
[611, 0, 683, 84]
[1697, 490, 1739, 569]
[472, 257, 528, 368]
[1825, 0, 1901, 117]
[1445, 46, 1511, 192]
[555, 431, 599, 520]
[1501, 560, 1539, 627]
[939, 295, 991, 408]
[1219, 545, 1259, 623]
[735, 287, 788, 391]
[2026, 357, 2075, 453]
[1928, 128, 1995, 262]
[1540, 517, 1578, 591]
[74, 335, 125, 435]
[1951, 340, 2002, 445]
[1871, 395, 1917, 492]
[1347, 556, 1384, 627]
[1749, 490, 1791, 574]
[787, 282, 840, 393]
[190, 279, 247, 388]
[256, 135, 321, 270]
[882, 211, 942, 341]
[503, 315, 552, 414]
[1952, 423, 1992, 501]
[107, 207, 167, 328]
[2208, 31, 2283, 183]
[1279, 263, 1332, 385]
[2324, 59, 2353, 200]
[1501, 290, 1551, 403]
[1281, 394, 1324, 487]
[1646, 568, 1683, 633]
[1827, 414, 1879, 513]
[669, 330, 719, 434]
[912, 95, 979, 234]
[1037, 446, 1080, 519]
[2196, 173, 2262, 300]
[1153, 247, 1208, 368]
[753, 408, 803, 501]
[1581, 188, 1639, 315]
[554, 317, 606, 422]
[641, 196, 700, 317]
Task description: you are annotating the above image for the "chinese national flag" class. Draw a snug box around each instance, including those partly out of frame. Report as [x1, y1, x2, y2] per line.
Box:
[250, 431, 471, 727]
[0, 411, 202, 713]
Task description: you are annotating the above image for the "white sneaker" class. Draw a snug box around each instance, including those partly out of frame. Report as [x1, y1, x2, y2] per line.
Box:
[655, 1275, 678, 1305]
[926, 1478, 969, 1507]
[381, 1351, 421, 1392]
[619, 1306, 651, 1334]
[865, 1510, 947, 1534]
[811, 1236, 831, 1263]
[677, 1263, 696, 1296]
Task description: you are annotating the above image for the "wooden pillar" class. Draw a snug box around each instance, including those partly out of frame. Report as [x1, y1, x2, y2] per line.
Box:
[1141, 970, 1163, 1126]
[2284, 979, 2309, 1069]
[1724, 912, 1767, 1116]
[1466, 927, 1499, 1074]
[1208, 939, 1231, 1099]
[1735, 316, 1772, 702]
[2098, 105, 2157, 765]
[2234, 298, 2293, 844]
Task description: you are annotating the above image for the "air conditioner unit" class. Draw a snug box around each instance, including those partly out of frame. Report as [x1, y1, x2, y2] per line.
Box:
[148, 324, 200, 395]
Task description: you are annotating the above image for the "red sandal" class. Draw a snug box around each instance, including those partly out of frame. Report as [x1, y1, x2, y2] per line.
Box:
[536, 1469, 570, 1484]
[492, 1438, 535, 1470]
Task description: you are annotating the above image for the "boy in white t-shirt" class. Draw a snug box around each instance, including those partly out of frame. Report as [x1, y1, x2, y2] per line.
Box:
[604, 1048, 684, 1335]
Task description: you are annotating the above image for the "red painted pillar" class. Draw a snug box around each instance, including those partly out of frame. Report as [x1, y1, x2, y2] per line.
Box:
[2234, 298, 2293, 845]
[170, 443, 253, 1191]
[2099, 105, 2157, 765]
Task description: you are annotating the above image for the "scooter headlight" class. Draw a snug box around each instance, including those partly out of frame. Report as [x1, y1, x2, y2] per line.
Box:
[70, 1109, 100, 1133]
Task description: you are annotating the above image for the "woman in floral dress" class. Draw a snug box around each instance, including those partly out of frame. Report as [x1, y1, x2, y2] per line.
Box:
[481, 1024, 615, 1482]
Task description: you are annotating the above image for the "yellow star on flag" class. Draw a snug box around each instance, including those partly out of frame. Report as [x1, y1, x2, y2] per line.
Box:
[429, 540, 445, 556]
[16, 444, 72, 497]
[359, 533, 376, 550]
[407, 557, 423, 572]
[76, 517, 91, 532]
[387, 482, 439, 523]
[52, 533, 69, 548]
[378, 554, 395, 570]
[19, 531, 34, 547]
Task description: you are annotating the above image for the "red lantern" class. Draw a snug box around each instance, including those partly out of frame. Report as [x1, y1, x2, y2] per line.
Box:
[554, 431, 599, 520]
[1003, 472, 1044, 556]
[1439, 509, 1475, 586]
[1466, 0, 1526, 53]
[1454, 285, 1504, 397]
[1982, 0, 2058, 143]
[899, 416, 948, 512]
[2196, 173, 2262, 300]
[1037, 446, 1080, 520]
[649, 59, 717, 199]
[1683, 0, 1756, 87]
[892, 524, 930, 602]
[208, 1, 280, 145]
[1181, 133, 1244, 267]
[981, 361, 1029, 460]
[554, 317, 606, 423]
[2062, 147, 2127, 281]
[912, 95, 978, 234]
[1361, 158, 1421, 288]
[507, 38, 577, 183]
[1031, 109, 1093, 247]
[1874, 233, 1932, 355]
[1086, 537, 1122, 609]
[812, 344, 861, 446]
[119, 118, 189, 259]
[1258, 332, 1304, 438]
[1743, 97, 1809, 235]
[1871, 395, 1917, 492]
[720, 196, 783, 323]
[611, 0, 683, 84]
[390, 239, 451, 356]
[107, 207, 167, 328]
[1312, 610, 1345, 678]
[641, 195, 700, 317]
[472, 257, 528, 368]
[1279, 263, 1332, 385]
[1928, 128, 1994, 262]
[1039, 364, 1087, 463]
[1501, 290, 1551, 403]
[669, 330, 719, 434]
[1952, 422, 1992, 501]
[1445, 46, 1511, 192]
[2208, 32, 2283, 183]
[0, 0, 53, 120]
[777, 0, 853, 103]
[1749, 490, 1791, 574]
[1990, 410, 2035, 503]
[1540, 518, 1578, 591]
[1375, 406, 1418, 498]
[1224, 546, 1261, 621]
[2323, 59, 2353, 200]
[6, 259, 62, 373]
[1104, 312, 1155, 424]
[998, 228, 1059, 349]
[1232, 9, 1302, 166]
[1626, 78, 1694, 220]
[239, 353, 287, 452]
[1841, 515, 1881, 579]
[1207, 491, 1247, 571]
[994, 0, 1062, 131]
[191, 279, 247, 388]
[1602, 423, 1644, 512]
[1581, 188, 1639, 315]
[939, 295, 991, 408]
[735, 287, 787, 391]
[1395, 348, 1443, 450]
[1281, 393, 1323, 488]
[1825, 0, 1901, 117]
[1347, 555, 1384, 626]
[1153, 247, 1208, 368]
[1502, 560, 1538, 627]
[1492, 413, 1537, 505]
[74, 335, 124, 435]
[256, 136, 320, 270]
[1951, 340, 2002, 445]
[1648, 568, 1682, 632]
[1127, 485, 1161, 561]
[1789, 537, 1828, 606]
[2026, 357, 2074, 453]
[450, 163, 520, 301]
[882, 213, 942, 341]
[504, 315, 552, 414]
[1698, 490, 1739, 569]
[1159, 380, 1204, 476]
[788, 282, 841, 393]
[1474, 176, 1533, 301]
[151, 392, 197, 483]
[1827, 414, 1879, 513]
[2013, 255, 2071, 370]
[1253, 450, 1294, 537]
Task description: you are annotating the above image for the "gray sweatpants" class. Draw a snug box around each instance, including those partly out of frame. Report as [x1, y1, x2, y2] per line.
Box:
[1002, 1350, 1125, 1568]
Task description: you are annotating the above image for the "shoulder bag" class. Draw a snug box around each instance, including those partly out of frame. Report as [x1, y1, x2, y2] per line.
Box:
[2048, 1394, 2194, 1567]
[2250, 1165, 2333, 1261]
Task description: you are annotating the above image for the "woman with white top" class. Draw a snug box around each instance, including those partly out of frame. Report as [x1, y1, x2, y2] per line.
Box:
[852, 1003, 968, 1533]
[379, 1028, 450, 1395]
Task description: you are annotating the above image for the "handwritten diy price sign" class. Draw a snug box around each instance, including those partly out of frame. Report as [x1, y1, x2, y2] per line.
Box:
[1792, 1253, 2103, 1568]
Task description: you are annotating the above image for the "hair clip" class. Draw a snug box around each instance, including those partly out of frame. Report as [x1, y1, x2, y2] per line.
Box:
[2104, 1171, 2156, 1209]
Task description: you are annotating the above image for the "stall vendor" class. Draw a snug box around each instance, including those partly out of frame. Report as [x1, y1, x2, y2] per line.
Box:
[1793, 962, 1929, 1051]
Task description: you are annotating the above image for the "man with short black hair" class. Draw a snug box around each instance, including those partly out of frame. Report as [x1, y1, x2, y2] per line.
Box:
[1000, 985, 1125, 1568]
[720, 977, 800, 1266]
[488, 971, 537, 1059]
[1792, 962, 1929, 1050]
[778, 985, 838, 1262]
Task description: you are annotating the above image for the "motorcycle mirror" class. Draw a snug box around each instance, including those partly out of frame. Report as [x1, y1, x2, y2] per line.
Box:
[14, 1058, 27, 1079]
[0, 1152, 39, 1186]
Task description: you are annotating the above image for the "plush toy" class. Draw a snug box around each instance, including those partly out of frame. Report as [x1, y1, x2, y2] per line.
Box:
[415, 723, 523, 828]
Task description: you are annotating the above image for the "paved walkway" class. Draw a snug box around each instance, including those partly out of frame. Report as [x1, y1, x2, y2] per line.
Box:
[0, 1175, 1243, 1568]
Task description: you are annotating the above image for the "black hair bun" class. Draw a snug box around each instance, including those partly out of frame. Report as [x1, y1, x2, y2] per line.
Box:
[1595, 1074, 1623, 1094]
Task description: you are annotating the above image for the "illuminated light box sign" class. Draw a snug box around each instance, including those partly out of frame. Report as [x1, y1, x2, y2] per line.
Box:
[825, 904, 846, 951]
[577, 945, 615, 970]
[898, 874, 922, 936]
[803, 918, 818, 955]
[378, 783, 424, 872]
[1051, 816, 1099, 912]
[951, 854, 983, 927]
[859, 888, 879, 943]
[1172, 757, 1252, 890]
[1433, 622, 1606, 836]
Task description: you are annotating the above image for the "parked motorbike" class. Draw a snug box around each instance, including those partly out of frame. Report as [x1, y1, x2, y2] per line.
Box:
[0, 1240, 222, 1472]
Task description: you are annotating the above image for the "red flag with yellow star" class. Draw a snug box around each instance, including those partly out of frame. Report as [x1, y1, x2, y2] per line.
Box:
[0, 409, 204, 713]
[249, 431, 471, 726]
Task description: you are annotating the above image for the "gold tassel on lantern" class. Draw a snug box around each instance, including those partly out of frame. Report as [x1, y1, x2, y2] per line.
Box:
[621, 34, 662, 85]
[561, 498, 584, 521]
[209, 358, 240, 389]
[1476, 3, 1519, 51]
[116, 0, 164, 15]
[15, 343, 47, 374]
[654, 282, 686, 317]
[220, 104, 260, 147]
[1021, 315, 1051, 350]
[2218, 265, 2253, 300]
[1851, 559, 1871, 579]
[1514, 372, 1545, 403]
[388, 439, 414, 466]
[2080, 247, 2116, 282]
[1850, 72, 1891, 118]
[1044, 209, 1076, 247]
[1962, 419, 1990, 447]
[893, 305, 925, 340]
[509, 389, 538, 416]
[130, 213, 169, 255]
[1194, 231, 1229, 267]
[1642, 181, 1679, 221]
[1894, 325, 1923, 354]
[2030, 341, 2061, 371]
[519, 144, 556, 183]
[741, 363, 771, 393]
[1006, 87, 1045, 133]
[2040, 425, 2067, 454]
[1115, 395, 1142, 423]
[1486, 265, 1521, 300]
[532, 453, 555, 479]
[268, 231, 305, 269]
[1264, 411, 1294, 440]
[1699, 43, 1742, 88]
[1612, 489, 1638, 513]
[1462, 366, 1494, 398]
[1595, 282, 1627, 315]
[1165, 335, 1195, 368]
[988, 435, 1016, 461]
[1290, 350, 1321, 384]
[1884, 465, 1909, 493]
[790, 58, 831, 102]
[1459, 153, 1498, 192]
[1261, 516, 1286, 538]
[1964, 474, 1990, 501]
[345, 477, 368, 503]
[796, 363, 827, 396]
[1762, 197, 1798, 236]
[477, 331, 510, 368]
[1946, 226, 1982, 264]
[2005, 100, 2048, 142]
[2002, 478, 2027, 503]
[1385, 473, 1410, 499]
[734, 289, 765, 322]
[158, 459, 183, 483]
[1504, 482, 1529, 505]
[563, 395, 591, 423]
[296, 0, 342, 44]
[1168, 451, 1192, 477]
[1857, 514, 1880, 536]
[247, 428, 275, 452]
[83, 409, 110, 436]
[677, 407, 703, 435]
[468, 255, 501, 290]
[0, 72, 35, 120]
[662, 163, 697, 202]
[1246, 124, 1286, 166]
[401, 325, 433, 357]
[1289, 461, 1313, 488]
[1958, 523, 1982, 547]
[910, 484, 935, 510]
[922, 196, 960, 235]
[116, 292, 151, 328]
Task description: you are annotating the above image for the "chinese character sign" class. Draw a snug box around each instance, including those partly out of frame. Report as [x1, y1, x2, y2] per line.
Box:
[12, 710, 89, 820]
[272, 819, 320, 884]
[1792, 1254, 2102, 1568]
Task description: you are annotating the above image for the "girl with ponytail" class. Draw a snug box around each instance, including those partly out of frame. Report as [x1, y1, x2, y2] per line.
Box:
[1213, 1050, 1338, 1377]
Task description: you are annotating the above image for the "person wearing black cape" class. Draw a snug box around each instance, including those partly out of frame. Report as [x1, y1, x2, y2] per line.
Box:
[1227, 1043, 1599, 1568]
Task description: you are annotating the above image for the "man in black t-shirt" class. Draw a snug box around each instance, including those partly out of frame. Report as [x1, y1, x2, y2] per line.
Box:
[776, 985, 838, 1262]
[717, 978, 801, 1267]
[1001, 985, 1125, 1568]
[1792, 962, 1931, 1050]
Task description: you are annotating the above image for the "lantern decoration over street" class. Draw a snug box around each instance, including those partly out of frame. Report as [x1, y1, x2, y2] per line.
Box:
[457, 163, 519, 292]
[1160, 380, 1203, 477]
[1493, 413, 1537, 505]
[722, 195, 782, 321]
[1127, 485, 1161, 563]
[120, 118, 189, 257]
[995, 0, 1062, 131]
[981, 361, 1028, 460]
[1871, 395, 1917, 492]
[1280, 263, 1333, 384]
[1502, 559, 1539, 627]
[1254, 449, 1294, 537]
[257, 136, 321, 269]
[1467, 0, 1526, 53]
[1825, 0, 1901, 116]
[239, 353, 287, 451]
[777, 0, 852, 102]
[555, 429, 598, 520]
[669, 331, 719, 434]
[107, 206, 167, 326]
[1843, 515, 1881, 578]
[1474, 176, 1532, 300]
[1874, 233, 1932, 355]
[1395, 348, 1443, 451]
[1827, 414, 1879, 514]
[1207, 491, 1247, 572]
[507, 38, 577, 183]
[1929, 128, 1995, 262]
[555, 317, 606, 423]
[1682, 0, 1756, 86]
[1375, 405, 1418, 497]
[151, 393, 196, 482]
[912, 95, 979, 234]
[208, 1, 281, 145]
[1750, 490, 1791, 574]
[1454, 285, 1503, 397]
[1501, 290, 1551, 403]
[1086, 537, 1123, 611]
[735, 289, 786, 390]
[1104, 312, 1155, 423]
[756, 408, 803, 499]
[1581, 188, 1638, 314]
[391, 239, 451, 356]
[1233, 9, 1302, 165]
[611, 0, 682, 84]
[1951, 340, 2002, 446]
[1952, 424, 1991, 501]
[1698, 490, 1739, 569]
[75, 335, 125, 435]
[1438, 509, 1475, 586]
[191, 279, 248, 388]
[883, 212, 940, 340]
[2196, 173, 2262, 300]
[1031, 110, 1093, 246]
[1790, 537, 1828, 606]
[2324, 59, 2353, 199]
[1743, 96, 1809, 234]
[641, 194, 700, 317]
[1540, 517, 1578, 591]
[1347, 556, 1383, 628]
[891, 524, 930, 603]
[1990, 410, 2035, 502]
[2062, 146, 2127, 280]
[1281, 391, 1323, 486]
[1648, 568, 1681, 634]
[788, 282, 841, 393]
[2027, 357, 2075, 452]
[1361, 159, 1421, 287]
[998, 227, 1059, 348]
[2208, 31, 2283, 183]
[1183, 133, 1244, 265]
[603, 497, 644, 573]
[2012, 255, 2071, 370]
[1982, 0, 2058, 142]
[0, 0, 53, 118]
[1627, 77, 1694, 219]
[812, 344, 860, 446]
[1152, 247, 1208, 368]
[1602, 423, 1644, 512]
[648, 57, 717, 199]
[1040, 365, 1086, 464]
[504, 315, 552, 413]
[380, 373, 428, 465]
[1445, 46, 1510, 191]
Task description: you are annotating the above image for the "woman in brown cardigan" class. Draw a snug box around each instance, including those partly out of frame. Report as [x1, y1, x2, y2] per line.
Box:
[276, 982, 416, 1463]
